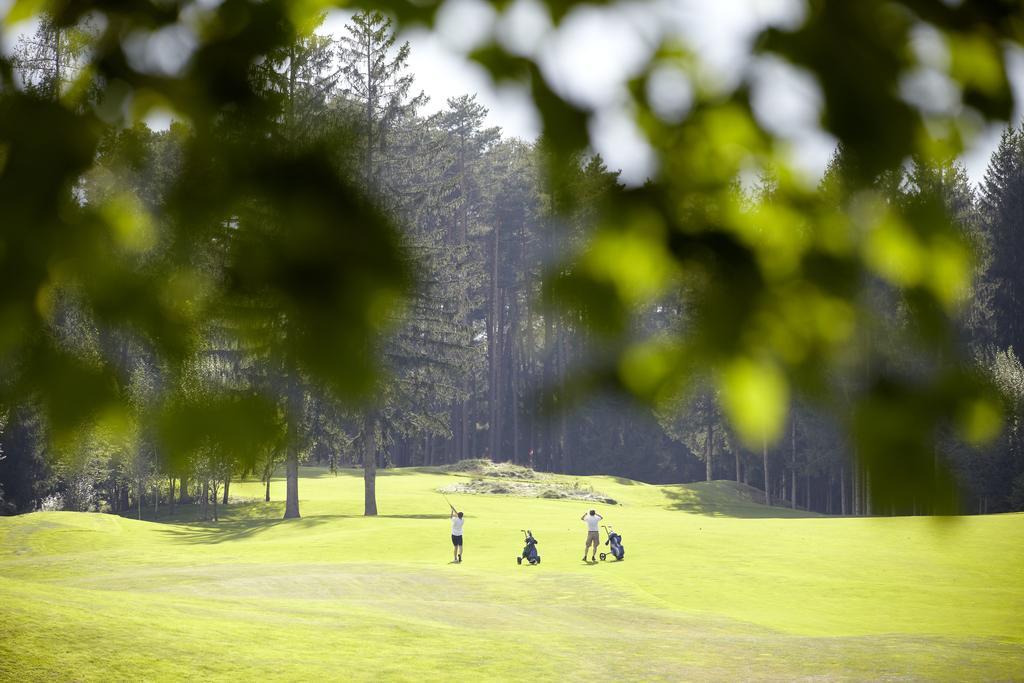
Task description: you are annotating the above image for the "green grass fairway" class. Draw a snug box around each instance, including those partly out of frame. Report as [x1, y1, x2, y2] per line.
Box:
[2, 467, 1023, 681]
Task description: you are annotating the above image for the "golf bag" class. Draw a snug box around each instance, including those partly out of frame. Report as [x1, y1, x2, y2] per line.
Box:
[599, 525, 624, 561]
[517, 529, 540, 565]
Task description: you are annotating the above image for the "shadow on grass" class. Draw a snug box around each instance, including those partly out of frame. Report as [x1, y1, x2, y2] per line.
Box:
[157, 515, 333, 544]
[662, 481, 819, 519]
[298, 466, 422, 479]
[151, 502, 452, 545]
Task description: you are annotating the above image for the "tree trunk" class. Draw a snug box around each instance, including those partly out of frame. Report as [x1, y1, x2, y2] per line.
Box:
[364, 412, 378, 516]
[865, 466, 872, 516]
[487, 226, 498, 460]
[201, 480, 209, 521]
[265, 476, 271, 502]
[512, 333, 520, 464]
[840, 465, 847, 516]
[558, 320, 571, 474]
[178, 477, 188, 505]
[735, 449, 741, 482]
[705, 421, 715, 482]
[283, 447, 300, 519]
[495, 288, 507, 460]
[222, 476, 230, 506]
[137, 478, 142, 520]
[852, 460, 859, 516]
[541, 229, 555, 472]
[790, 416, 796, 509]
[283, 382, 301, 520]
[53, 26, 61, 99]
[169, 477, 176, 515]
[762, 435, 771, 506]
[211, 482, 219, 522]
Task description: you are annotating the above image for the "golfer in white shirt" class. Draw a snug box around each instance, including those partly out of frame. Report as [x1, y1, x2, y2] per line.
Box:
[450, 508, 464, 563]
[581, 509, 602, 562]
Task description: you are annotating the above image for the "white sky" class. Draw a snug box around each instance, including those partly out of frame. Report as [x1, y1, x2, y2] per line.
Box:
[4, 0, 1024, 187]
[330, 0, 1024, 187]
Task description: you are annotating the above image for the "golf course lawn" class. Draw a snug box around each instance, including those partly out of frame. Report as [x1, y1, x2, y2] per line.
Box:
[2, 466, 1023, 681]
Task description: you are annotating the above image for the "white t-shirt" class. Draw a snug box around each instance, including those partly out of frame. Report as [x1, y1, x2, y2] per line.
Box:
[451, 516, 464, 535]
[584, 514, 602, 532]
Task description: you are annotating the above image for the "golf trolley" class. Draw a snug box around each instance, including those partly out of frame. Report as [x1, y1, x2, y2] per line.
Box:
[599, 525, 624, 561]
[517, 529, 540, 565]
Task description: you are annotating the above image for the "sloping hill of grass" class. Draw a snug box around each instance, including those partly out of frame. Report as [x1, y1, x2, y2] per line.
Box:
[2, 466, 1023, 681]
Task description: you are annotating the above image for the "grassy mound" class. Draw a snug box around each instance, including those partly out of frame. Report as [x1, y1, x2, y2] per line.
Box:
[439, 478, 617, 504]
[1, 467, 1022, 681]
[440, 458, 538, 479]
[439, 459, 616, 503]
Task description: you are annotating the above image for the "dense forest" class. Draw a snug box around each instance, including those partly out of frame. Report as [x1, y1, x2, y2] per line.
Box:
[2, 9, 1024, 519]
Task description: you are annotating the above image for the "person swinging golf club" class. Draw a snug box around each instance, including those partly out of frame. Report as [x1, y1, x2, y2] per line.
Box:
[448, 499, 464, 563]
[581, 509, 603, 562]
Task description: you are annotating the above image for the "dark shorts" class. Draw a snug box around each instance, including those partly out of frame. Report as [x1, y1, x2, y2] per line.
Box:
[451, 534, 463, 546]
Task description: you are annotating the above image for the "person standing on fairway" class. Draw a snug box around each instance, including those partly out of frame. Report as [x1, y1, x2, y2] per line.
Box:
[450, 505, 464, 563]
[581, 509, 602, 562]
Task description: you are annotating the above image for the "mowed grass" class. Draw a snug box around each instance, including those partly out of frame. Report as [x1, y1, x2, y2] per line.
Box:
[2, 467, 1023, 681]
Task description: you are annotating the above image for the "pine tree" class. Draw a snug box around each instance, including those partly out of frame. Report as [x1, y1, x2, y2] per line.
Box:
[338, 11, 427, 192]
[978, 126, 1024, 351]
[253, 18, 339, 144]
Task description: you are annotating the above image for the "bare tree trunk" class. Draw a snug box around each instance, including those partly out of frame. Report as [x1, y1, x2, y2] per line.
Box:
[865, 466, 872, 516]
[735, 450, 741, 482]
[852, 460, 860, 516]
[53, 25, 61, 99]
[790, 416, 797, 509]
[283, 384, 301, 519]
[265, 475, 271, 502]
[705, 421, 714, 482]
[179, 477, 188, 505]
[762, 435, 771, 506]
[451, 403, 461, 463]
[512, 334, 520, 464]
[541, 228, 555, 472]
[558, 321, 571, 474]
[283, 447, 300, 519]
[211, 482, 219, 522]
[201, 480, 209, 521]
[497, 289, 508, 461]
[137, 478, 142, 520]
[169, 477, 176, 515]
[840, 465, 847, 516]
[222, 476, 230, 506]
[488, 223, 499, 460]
[470, 378, 479, 459]
[364, 412, 378, 516]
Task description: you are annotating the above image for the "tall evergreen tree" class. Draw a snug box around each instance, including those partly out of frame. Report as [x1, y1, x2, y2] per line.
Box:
[978, 126, 1024, 352]
[338, 11, 427, 192]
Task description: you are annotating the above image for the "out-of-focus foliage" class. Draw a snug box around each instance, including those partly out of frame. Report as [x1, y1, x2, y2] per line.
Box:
[1, 0, 1021, 512]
